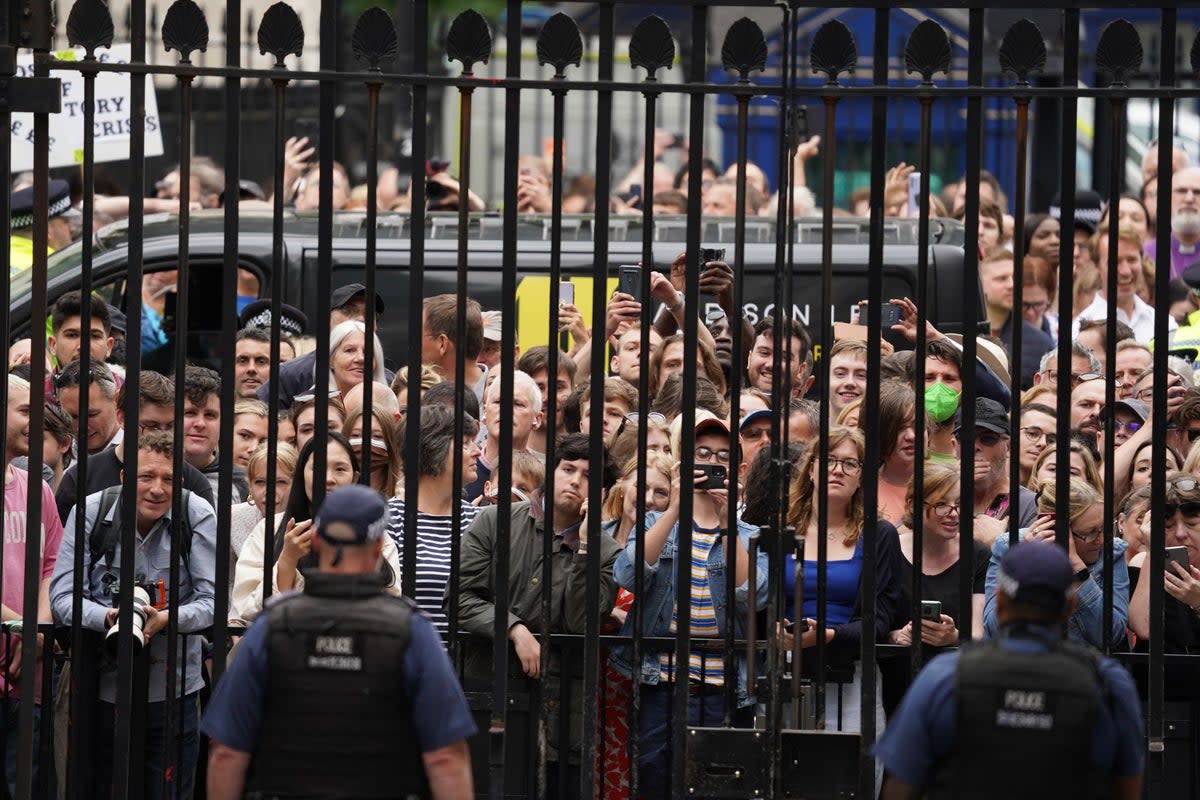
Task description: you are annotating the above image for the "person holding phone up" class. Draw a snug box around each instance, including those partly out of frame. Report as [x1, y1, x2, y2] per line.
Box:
[611, 413, 768, 799]
[1129, 475, 1200, 650]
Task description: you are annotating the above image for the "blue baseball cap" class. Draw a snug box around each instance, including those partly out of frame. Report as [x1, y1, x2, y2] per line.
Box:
[995, 540, 1075, 612]
[739, 408, 772, 431]
[315, 484, 388, 558]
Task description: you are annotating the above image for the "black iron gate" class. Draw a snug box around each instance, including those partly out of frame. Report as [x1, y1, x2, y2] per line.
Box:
[3, 1, 1200, 798]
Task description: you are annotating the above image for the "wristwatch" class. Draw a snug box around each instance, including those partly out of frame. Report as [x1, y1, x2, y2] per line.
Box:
[1074, 567, 1090, 584]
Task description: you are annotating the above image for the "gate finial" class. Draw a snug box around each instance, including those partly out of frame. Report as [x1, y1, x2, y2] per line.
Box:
[809, 19, 857, 85]
[903, 19, 951, 84]
[997, 19, 1046, 86]
[445, 9, 492, 75]
[720, 17, 767, 83]
[1095, 20, 1142, 86]
[536, 13, 582, 78]
[352, 7, 398, 72]
[257, 2, 303, 68]
[65, 0, 115, 57]
[162, 0, 209, 63]
[629, 15, 675, 77]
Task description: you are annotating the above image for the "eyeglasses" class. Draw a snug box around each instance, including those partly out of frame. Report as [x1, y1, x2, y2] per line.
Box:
[696, 446, 731, 464]
[139, 421, 172, 434]
[1022, 301, 1048, 314]
[975, 431, 1007, 447]
[1173, 186, 1200, 197]
[1020, 427, 1056, 445]
[1187, 428, 1200, 444]
[1071, 373, 1112, 388]
[925, 501, 960, 518]
[1102, 419, 1143, 434]
[828, 458, 863, 475]
[741, 426, 770, 441]
[1071, 528, 1104, 544]
[623, 411, 666, 425]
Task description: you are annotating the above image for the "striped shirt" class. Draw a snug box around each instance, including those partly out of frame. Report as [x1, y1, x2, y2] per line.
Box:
[660, 524, 725, 686]
[385, 498, 479, 637]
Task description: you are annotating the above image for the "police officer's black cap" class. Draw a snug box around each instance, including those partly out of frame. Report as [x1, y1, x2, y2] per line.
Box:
[11, 179, 79, 229]
[996, 541, 1075, 613]
[238, 299, 308, 336]
[1182, 260, 1200, 290]
[106, 304, 127, 336]
[330, 283, 384, 315]
[1049, 188, 1104, 235]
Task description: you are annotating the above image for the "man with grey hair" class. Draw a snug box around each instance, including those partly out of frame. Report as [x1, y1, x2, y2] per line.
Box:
[54, 360, 122, 455]
[1146, 164, 1200, 279]
[466, 370, 543, 502]
[1032, 342, 1100, 392]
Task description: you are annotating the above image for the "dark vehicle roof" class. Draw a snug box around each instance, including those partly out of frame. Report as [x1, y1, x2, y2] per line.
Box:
[10, 210, 977, 370]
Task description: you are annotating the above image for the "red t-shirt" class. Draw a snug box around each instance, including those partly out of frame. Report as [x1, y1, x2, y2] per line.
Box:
[2, 467, 64, 703]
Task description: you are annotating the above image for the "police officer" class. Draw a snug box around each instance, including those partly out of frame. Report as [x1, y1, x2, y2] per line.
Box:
[874, 540, 1145, 800]
[9, 178, 80, 274]
[201, 484, 476, 799]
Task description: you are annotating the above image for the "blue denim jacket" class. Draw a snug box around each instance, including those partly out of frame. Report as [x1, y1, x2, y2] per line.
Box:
[983, 530, 1130, 648]
[610, 512, 769, 707]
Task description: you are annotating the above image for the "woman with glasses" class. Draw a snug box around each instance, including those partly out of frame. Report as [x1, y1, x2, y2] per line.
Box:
[781, 425, 902, 733]
[882, 464, 988, 714]
[984, 478, 1129, 650]
[1130, 476, 1200, 649]
[384, 404, 480, 636]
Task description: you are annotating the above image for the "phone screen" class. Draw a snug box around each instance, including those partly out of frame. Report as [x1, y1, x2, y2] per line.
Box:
[617, 266, 641, 301]
[558, 282, 575, 306]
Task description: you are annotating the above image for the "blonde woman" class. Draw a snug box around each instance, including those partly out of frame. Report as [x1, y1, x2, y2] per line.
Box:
[984, 478, 1128, 649]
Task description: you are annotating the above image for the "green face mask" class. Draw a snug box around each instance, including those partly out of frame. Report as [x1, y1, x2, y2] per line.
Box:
[924, 380, 961, 423]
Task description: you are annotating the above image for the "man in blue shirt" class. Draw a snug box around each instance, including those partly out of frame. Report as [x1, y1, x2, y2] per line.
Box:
[875, 540, 1144, 800]
[51, 430, 217, 800]
[202, 484, 475, 800]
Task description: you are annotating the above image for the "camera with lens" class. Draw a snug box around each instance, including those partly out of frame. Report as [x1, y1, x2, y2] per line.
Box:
[103, 584, 154, 656]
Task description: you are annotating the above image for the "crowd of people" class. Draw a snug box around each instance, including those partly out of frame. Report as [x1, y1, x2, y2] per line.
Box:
[5, 136, 1199, 798]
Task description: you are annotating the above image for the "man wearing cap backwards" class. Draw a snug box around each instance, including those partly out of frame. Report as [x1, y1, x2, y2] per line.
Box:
[203, 484, 476, 799]
[612, 415, 769, 799]
[875, 540, 1144, 800]
[255, 283, 388, 410]
[9, 179, 80, 274]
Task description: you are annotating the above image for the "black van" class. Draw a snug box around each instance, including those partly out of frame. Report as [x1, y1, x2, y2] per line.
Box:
[8, 209, 979, 371]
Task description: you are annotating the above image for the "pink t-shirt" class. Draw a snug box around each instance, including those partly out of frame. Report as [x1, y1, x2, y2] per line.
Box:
[2, 467, 64, 702]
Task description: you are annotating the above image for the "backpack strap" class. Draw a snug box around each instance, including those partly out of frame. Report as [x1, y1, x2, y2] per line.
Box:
[89, 486, 123, 570]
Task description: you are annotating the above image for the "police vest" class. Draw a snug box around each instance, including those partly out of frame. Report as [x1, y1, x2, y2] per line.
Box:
[247, 572, 431, 799]
[929, 628, 1113, 800]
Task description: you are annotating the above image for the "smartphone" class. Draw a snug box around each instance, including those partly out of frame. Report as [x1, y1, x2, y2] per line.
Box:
[695, 463, 727, 490]
[907, 171, 922, 216]
[1166, 546, 1190, 573]
[617, 265, 641, 301]
[880, 303, 901, 328]
[699, 247, 726, 265]
[558, 282, 575, 306]
[784, 619, 810, 634]
[295, 117, 320, 158]
[920, 600, 942, 622]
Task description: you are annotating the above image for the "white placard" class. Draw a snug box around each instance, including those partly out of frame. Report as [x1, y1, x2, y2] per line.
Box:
[9, 43, 165, 173]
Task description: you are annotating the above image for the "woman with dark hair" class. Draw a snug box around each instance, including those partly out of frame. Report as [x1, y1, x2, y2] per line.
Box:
[232, 432, 401, 620]
[781, 425, 902, 734]
[1024, 212, 1061, 269]
[384, 405, 481, 636]
[876, 381, 916, 525]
